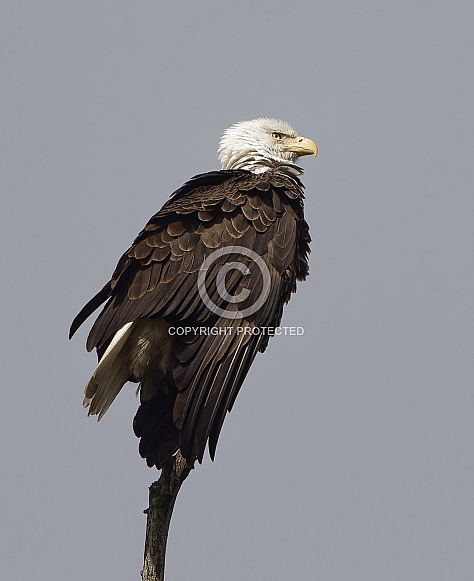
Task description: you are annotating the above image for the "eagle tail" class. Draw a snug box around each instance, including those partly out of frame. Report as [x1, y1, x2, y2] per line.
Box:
[83, 322, 135, 419]
[84, 318, 175, 433]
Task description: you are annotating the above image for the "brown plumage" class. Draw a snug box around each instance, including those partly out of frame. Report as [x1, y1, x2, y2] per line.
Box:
[70, 118, 316, 469]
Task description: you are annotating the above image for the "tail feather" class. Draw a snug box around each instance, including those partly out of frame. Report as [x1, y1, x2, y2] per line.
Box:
[83, 318, 174, 424]
[84, 322, 135, 419]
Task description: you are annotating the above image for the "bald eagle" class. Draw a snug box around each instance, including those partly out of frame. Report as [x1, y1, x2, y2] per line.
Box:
[70, 118, 317, 469]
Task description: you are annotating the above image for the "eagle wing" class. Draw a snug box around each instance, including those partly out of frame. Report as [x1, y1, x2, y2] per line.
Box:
[70, 169, 310, 467]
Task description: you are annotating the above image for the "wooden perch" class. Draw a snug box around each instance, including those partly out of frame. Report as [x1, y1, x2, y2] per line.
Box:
[141, 452, 192, 581]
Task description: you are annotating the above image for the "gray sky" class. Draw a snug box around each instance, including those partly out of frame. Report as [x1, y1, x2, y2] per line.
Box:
[2, 1, 473, 579]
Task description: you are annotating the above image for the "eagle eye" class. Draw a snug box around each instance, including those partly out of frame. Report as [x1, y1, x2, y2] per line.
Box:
[272, 132, 284, 140]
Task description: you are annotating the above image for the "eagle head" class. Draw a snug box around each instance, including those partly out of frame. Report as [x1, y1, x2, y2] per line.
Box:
[218, 118, 317, 174]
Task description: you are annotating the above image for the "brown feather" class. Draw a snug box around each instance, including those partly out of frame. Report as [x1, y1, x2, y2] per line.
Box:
[167, 221, 187, 237]
[71, 167, 310, 469]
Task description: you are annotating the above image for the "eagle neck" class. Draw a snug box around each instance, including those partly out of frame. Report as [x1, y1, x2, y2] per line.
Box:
[229, 156, 304, 176]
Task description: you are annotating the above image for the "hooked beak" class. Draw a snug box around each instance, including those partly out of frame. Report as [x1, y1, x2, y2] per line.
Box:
[287, 136, 318, 158]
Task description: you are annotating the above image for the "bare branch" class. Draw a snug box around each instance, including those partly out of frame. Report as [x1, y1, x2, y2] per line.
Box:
[141, 452, 192, 581]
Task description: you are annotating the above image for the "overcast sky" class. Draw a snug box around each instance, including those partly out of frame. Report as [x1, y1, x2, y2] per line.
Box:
[2, 2, 474, 580]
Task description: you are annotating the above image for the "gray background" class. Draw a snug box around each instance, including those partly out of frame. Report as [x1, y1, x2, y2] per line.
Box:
[2, 1, 473, 579]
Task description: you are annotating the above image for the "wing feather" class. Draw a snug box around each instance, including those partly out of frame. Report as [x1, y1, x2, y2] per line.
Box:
[71, 168, 309, 467]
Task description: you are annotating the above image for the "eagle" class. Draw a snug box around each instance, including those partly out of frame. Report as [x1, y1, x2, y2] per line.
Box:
[70, 118, 317, 469]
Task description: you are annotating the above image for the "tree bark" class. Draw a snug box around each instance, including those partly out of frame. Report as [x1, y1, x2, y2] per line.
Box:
[141, 452, 192, 581]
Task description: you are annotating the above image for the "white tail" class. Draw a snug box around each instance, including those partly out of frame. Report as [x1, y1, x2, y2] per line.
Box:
[83, 318, 173, 420]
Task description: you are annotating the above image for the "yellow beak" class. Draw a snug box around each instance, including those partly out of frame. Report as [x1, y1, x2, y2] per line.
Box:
[287, 136, 318, 158]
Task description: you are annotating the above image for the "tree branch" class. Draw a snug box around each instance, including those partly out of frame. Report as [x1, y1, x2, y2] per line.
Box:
[141, 452, 192, 581]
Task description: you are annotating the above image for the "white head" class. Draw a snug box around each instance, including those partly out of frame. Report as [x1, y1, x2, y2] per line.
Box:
[218, 118, 317, 174]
